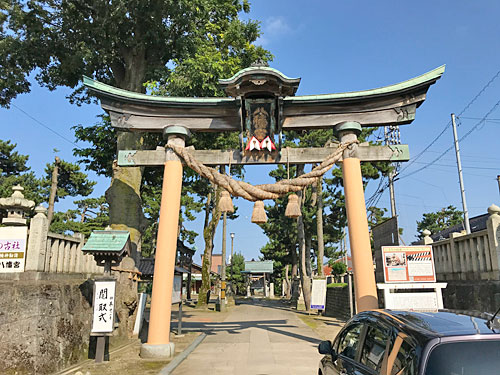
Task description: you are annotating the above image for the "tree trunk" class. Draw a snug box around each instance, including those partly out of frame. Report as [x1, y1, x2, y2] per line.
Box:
[305, 234, 312, 277]
[296, 165, 312, 311]
[284, 264, 291, 299]
[291, 248, 298, 278]
[106, 131, 147, 263]
[197, 184, 222, 307]
[316, 178, 325, 276]
[106, 66, 148, 263]
[47, 156, 60, 225]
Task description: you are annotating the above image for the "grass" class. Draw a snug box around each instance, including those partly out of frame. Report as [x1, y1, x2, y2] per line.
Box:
[298, 314, 320, 330]
[327, 282, 347, 288]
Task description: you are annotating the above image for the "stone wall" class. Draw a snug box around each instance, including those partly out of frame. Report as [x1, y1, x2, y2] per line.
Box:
[325, 285, 354, 321]
[441, 280, 500, 314]
[0, 272, 94, 375]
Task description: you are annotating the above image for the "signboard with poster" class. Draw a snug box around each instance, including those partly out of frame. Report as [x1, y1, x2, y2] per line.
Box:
[382, 245, 436, 283]
[0, 226, 27, 273]
[91, 280, 116, 334]
[310, 278, 327, 310]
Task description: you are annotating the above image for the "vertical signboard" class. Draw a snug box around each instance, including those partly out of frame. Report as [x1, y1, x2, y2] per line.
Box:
[310, 278, 327, 310]
[0, 226, 27, 273]
[172, 274, 182, 304]
[382, 246, 436, 283]
[91, 280, 116, 334]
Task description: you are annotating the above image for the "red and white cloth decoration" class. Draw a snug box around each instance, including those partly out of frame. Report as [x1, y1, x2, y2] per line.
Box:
[245, 136, 276, 152]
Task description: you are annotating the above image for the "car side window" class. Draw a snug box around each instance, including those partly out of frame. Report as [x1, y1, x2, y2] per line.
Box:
[390, 338, 416, 375]
[360, 325, 390, 371]
[337, 324, 363, 360]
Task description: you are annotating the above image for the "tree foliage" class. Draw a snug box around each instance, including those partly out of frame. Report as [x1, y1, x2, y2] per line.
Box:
[228, 252, 245, 295]
[49, 196, 109, 236]
[328, 260, 347, 277]
[416, 205, 464, 239]
[259, 127, 390, 292]
[1, 0, 269, 104]
[0, 140, 99, 233]
[41, 158, 95, 202]
[0, 139, 42, 204]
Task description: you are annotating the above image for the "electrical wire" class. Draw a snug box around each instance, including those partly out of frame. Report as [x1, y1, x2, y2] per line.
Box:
[399, 68, 500, 174]
[11, 103, 81, 149]
[399, 96, 500, 181]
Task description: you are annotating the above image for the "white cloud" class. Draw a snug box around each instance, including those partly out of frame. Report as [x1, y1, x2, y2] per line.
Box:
[257, 16, 292, 46]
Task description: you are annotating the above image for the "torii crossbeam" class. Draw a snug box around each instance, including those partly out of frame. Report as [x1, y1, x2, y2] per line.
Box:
[84, 64, 444, 359]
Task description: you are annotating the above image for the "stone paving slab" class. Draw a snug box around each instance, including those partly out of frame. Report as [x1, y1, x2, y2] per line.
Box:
[172, 299, 325, 375]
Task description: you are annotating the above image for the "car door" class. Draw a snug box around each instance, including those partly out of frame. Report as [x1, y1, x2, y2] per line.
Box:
[325, 322, 366, 375]
[359, 323, 393, 374]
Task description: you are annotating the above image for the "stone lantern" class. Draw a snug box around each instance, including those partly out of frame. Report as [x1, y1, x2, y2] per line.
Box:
[0, 185, 35, 226]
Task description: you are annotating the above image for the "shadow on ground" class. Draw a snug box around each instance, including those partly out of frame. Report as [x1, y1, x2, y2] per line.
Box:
[171, 298, 323, 345]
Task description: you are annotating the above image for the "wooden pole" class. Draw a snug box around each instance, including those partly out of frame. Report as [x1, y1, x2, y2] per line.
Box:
[336, 122, 378, 312]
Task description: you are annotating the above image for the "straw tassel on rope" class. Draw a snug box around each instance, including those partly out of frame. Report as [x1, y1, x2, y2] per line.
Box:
[285, 193, 301, 218]
[219, 190, 234, 213]
[251, 201, 267, 223]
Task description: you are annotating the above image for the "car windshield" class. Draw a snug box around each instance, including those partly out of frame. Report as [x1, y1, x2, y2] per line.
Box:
[425, 340, 500, 375]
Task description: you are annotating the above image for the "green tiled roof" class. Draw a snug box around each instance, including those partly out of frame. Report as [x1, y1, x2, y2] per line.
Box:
[82, 230, 130, 253]
[244, 261, 273, 273]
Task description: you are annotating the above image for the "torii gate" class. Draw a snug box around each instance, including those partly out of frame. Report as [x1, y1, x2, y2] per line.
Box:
[84, 64, 444, 358]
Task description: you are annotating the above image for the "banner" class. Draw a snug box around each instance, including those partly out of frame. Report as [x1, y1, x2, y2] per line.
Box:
[0, 226, 27, 273]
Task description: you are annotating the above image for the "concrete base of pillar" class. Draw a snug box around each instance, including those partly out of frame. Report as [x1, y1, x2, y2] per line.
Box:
[140, 343, 175, 359]
[215, 299, 227, 312]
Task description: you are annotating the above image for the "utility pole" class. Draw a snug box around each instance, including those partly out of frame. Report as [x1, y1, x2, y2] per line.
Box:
[497, 175, 500, 197]
[384, 127, 397, 217]
[230, 232, 235, 294]
[451, 113, 471, 234]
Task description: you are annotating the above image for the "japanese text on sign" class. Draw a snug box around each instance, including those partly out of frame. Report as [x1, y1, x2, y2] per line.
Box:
[382, 245, 436, 283]
[91, 280, 116, 333]
[0, 227, 27, 273]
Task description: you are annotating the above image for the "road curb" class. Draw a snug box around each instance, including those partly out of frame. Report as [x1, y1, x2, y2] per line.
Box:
[159, 333, 207, 375]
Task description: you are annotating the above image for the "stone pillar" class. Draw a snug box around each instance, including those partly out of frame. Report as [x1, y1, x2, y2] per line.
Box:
[449, 232, 463, 279]
[25, 205, 49, 272]
[486, 204, 500, 279]
[141, 126, 188, 359]
[335, 121, 378, 312]
[422, 229, 433, 245]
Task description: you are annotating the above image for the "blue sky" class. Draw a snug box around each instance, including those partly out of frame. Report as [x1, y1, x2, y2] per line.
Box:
[1, 1, 500, 262]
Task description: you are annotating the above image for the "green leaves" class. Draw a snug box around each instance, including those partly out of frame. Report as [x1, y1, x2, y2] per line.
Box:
[41, 158, 95, 201]
[416, 205, 464, 239]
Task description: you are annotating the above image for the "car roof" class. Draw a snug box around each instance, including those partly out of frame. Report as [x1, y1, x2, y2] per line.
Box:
[355, 310, 500, 342]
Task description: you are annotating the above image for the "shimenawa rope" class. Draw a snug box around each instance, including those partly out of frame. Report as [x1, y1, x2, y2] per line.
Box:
[165, 140, 356, 201]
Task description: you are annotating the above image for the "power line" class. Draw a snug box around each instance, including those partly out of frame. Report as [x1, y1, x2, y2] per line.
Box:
[412, 161, 499, 170]
[11, 103, 81, 149]
[399, 96, 500, 180]
[399, 68, 500, 174]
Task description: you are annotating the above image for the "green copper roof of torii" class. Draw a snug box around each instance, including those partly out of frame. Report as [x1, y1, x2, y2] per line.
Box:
[82, 76, 235, 105]
[83, 65, 444, 104]
[218, 66, 301, 83]
[284, 65, 445, 103]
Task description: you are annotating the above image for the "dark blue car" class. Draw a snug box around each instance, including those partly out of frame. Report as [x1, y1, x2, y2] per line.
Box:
[318, 309, 500, 375]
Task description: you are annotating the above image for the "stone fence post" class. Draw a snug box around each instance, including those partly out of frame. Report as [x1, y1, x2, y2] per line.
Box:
[25, 205, 49, 272]
[486, 204, 500, 279]
[422, 229, 433, 245]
